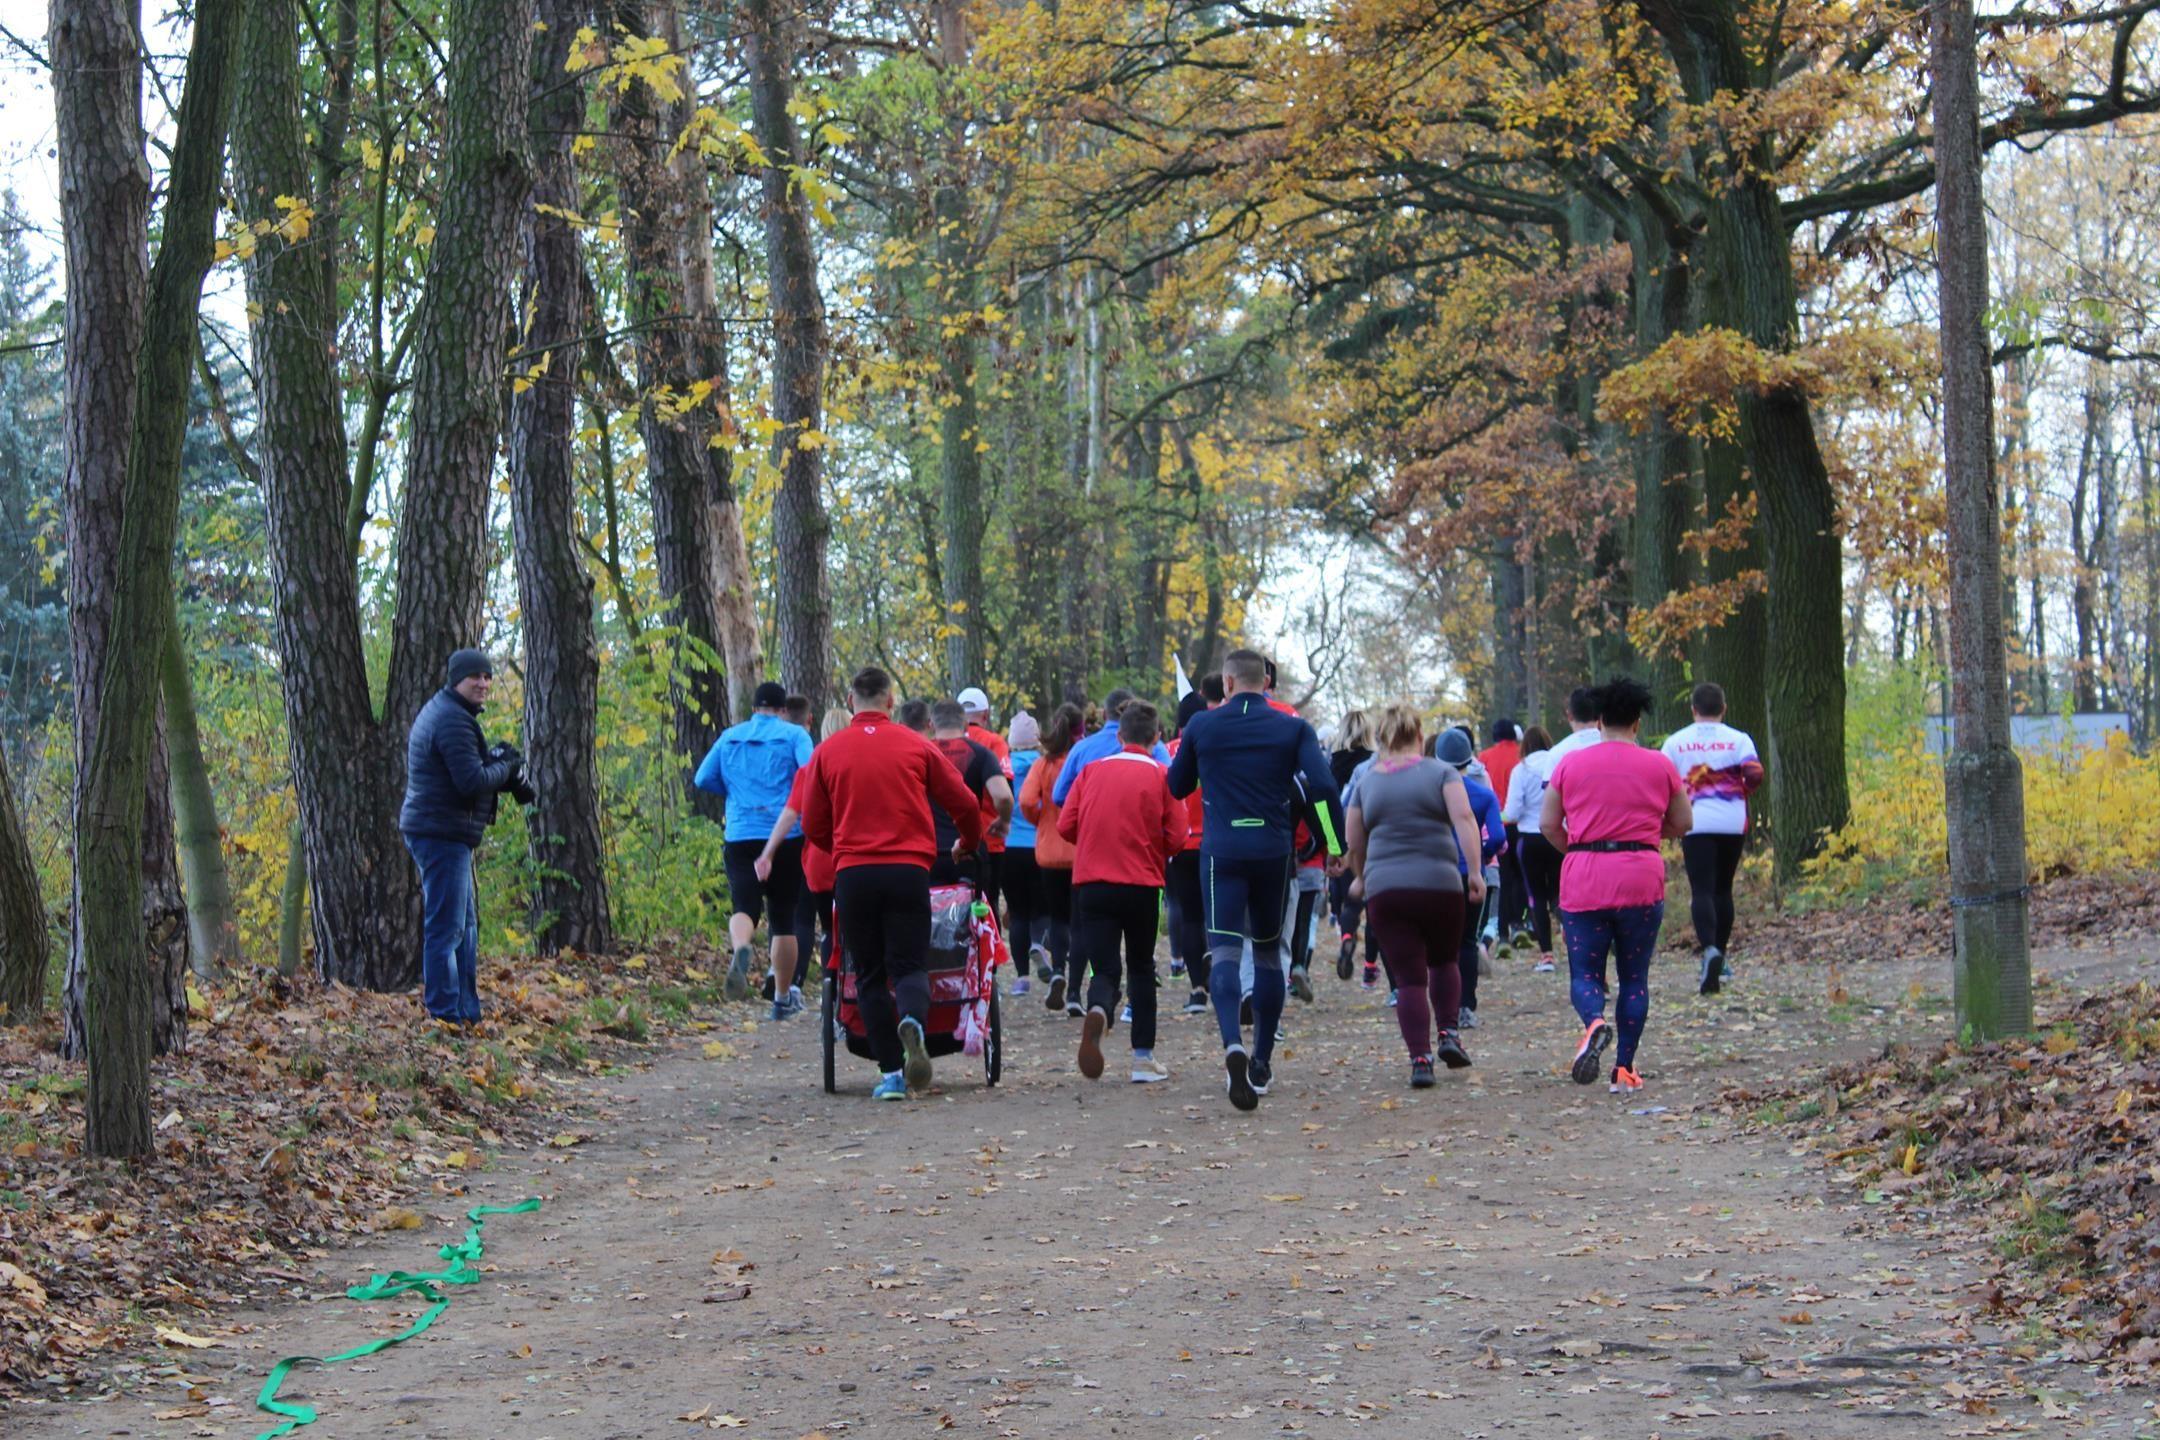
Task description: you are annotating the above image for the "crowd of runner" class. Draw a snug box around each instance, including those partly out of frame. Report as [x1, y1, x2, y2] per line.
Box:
[688, 653, 1764, 1108]
[334, 631, 1846, 1440]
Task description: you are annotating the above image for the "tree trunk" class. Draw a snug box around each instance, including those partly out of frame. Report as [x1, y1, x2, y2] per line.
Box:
[1624, 198, 1695, 722]
[509, 0, 611, 955]
[1637, 0, 1850, 881]
[938, 187, 987, 691]
[58, 0, 237, 1153]
[1932, 0, 2031, 1041]
[0, 741, 47, 1020]
[746, 0, 835, 717]
[611, 0, 750, 820]
[161, 597, 241, 975]
[383, 0, 534, 734]
[1489, 543, 1531, 723]
[2070, 378, 2103, 711]
[232, 0, 419, 989]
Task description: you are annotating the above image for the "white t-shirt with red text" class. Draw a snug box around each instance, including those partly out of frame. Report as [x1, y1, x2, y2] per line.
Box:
[1660, 721, 1763, 835]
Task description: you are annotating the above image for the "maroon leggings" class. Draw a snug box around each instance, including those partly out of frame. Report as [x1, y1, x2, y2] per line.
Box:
[1364, 887, 1466, 1059]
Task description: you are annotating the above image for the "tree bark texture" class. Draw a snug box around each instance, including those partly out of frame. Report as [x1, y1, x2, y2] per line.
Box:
[1636, 0, 1851, 880]
[1624, 199, 1695, 724]
[509, 0, 612, 954]
[1489, 545, 1531, 724]
[611, 0, 758, 820]
[162, 598, 242, 975]
[384, 0, 535, 734]
[58, 0, 238, 1154]
[937, 183, 987, 693]
[1931, 0, 2031, 1040]
[232, 0, 420, 989]
[0, 741, 48, 1020]
[746, 0, 835, 717]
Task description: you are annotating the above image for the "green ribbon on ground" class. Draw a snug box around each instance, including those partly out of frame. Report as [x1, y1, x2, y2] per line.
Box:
[250, 1197, 542, 1440]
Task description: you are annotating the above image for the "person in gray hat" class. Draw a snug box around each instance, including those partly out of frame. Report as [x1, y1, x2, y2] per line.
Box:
[400, 648, 532, 1026]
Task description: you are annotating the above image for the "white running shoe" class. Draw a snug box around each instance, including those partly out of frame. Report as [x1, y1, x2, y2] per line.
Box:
[1130, 1057, 1170, 1083]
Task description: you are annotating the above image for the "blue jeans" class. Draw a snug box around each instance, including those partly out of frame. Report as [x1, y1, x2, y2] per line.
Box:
[406, 835, 480, 1022]
[1559, 903, 1662, 1070]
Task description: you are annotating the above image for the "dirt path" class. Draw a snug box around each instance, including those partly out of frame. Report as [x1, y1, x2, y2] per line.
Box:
[9, 938, 2151, 1440]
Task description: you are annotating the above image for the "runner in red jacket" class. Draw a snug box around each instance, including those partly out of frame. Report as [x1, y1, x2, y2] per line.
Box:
[1057, 702, 1187, 1083]
[800, 668, 985, 1100]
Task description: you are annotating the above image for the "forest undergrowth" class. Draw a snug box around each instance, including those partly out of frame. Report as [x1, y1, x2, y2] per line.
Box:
[0, 944, 754, 1395]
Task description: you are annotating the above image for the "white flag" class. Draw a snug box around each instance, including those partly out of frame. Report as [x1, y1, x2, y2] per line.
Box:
[1173, 653, 1193, 701]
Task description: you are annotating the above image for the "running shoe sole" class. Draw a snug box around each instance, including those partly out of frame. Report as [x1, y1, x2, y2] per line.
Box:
[1699, 950, 1725, 996]
[1224, 1050, 1258, 1111]
[1045, 975, 1067, 1011]
[899, 1019, 933, 1092]
[1290, 968, 1314, 1003]
[1078, 1010, 1107, 1080]
[1438, 1036, 1472, 1070]
[1570, 1019, 1613, 1085]
[725, 945, 754, 1000]
[1336, 937, 1356, 981]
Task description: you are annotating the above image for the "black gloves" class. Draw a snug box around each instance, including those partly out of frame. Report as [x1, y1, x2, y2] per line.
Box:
[487, 742, 537, 806]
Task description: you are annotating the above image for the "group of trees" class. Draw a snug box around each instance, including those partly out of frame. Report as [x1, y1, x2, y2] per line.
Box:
[3, 0, 2155, 1151]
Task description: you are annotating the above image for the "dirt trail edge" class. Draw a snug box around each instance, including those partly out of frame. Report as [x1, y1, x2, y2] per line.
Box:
[9, 942, 2151, 1440]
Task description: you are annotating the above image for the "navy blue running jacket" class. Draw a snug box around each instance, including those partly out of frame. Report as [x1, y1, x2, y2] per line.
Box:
[1166, 692, 1344, 861]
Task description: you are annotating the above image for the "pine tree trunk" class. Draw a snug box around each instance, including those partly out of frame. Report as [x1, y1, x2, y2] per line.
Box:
[1636, 0, 1851, 881]
[232, 0, 420, 989]
[612, 0, 757, 819]
[0, 742, 47, 1020]
[509, 0, 611, 955]
[161, 597, 242, 975]
[383, 0, 534, 734]
[1932, 0, 2030, 1040]
[747, 0, 835, 717]
[58, 0, 237, 1153]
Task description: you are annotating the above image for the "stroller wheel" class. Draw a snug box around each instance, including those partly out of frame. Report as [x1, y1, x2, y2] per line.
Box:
[985, 987, 1002, 1087]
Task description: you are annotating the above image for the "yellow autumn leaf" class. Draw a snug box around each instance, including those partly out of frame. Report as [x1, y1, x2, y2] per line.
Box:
[154, 1324, 220, 1349]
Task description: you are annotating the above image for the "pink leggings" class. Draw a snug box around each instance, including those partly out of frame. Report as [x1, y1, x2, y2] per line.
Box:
[1364, 887, 1466, 1058]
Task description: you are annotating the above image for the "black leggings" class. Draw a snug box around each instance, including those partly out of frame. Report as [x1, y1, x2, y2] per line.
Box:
[1456, 880, 1483, 1012]
[1328, 870, 1362, 940]
[1519, 833, 1563, 955]
[795, 884, 833, 984]
[1500, 825, 1528, 936]
[835, 864, 931, 1074]
[1002, 846, 1041, 956]
[1039, 865, 1074, 979]
[1165, 851, 1210, 993]
[1681, 833, 1746, 951]
[1075, 881, 1161, 1051]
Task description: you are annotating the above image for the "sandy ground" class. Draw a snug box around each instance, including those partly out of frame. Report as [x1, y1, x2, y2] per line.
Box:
[8, 931, 2156, 1440]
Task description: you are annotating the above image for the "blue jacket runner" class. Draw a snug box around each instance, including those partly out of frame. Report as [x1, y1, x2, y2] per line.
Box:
[1166, 692, 1344, 860]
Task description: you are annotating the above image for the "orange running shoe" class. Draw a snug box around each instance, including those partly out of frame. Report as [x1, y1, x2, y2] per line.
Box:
[1569, 1017, 1612, 1085]
[1609, 1065, 1644, 1095]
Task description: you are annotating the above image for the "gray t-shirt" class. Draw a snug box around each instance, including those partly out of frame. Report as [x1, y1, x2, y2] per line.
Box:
[1354, 757, 1463, 897]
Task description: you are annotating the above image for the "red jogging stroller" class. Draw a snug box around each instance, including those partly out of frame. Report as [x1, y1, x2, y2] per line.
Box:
[822, 882, 1008, 1093]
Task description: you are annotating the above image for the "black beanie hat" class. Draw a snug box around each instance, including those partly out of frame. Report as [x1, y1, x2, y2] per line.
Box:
[1176, 690, 1208, 732]
[753, 681, 789, 709]
[446, 648, 493, 686]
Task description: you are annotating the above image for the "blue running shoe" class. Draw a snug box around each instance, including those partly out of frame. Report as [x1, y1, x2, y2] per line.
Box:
[871, 1072, 907, 1102]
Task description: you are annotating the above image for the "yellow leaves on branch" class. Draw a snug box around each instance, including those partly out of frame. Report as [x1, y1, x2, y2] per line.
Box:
[1599, 328, 1822, 440]
[1626, 572, 1767, 658]
[566, 24, 684, 103]
[213, 196, 314, 264]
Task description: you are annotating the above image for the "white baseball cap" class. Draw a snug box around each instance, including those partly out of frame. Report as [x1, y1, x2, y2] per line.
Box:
[956, 686, 991, 714]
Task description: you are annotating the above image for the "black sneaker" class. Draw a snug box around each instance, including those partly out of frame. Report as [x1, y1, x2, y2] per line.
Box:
[1248, 1058, 1273, 1095]
[1335, 935, 1357, 980]
[1045, 974, 1067, 1011]
[1409, 1056, 1437, 1088]
[1698, 947, 1725, 996]
[1437, 1030, 1472, 1069]
[1224, 1048, 1258, 1111]
[1289, 966, 1314, 1003]
[1183, 989, 1209, 1014]
[761, 972, 776, 1002]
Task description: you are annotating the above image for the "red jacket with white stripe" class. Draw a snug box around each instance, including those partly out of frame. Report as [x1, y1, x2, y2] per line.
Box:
[1056, 745, 1188, 888]
[801, 711, 985, 872]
